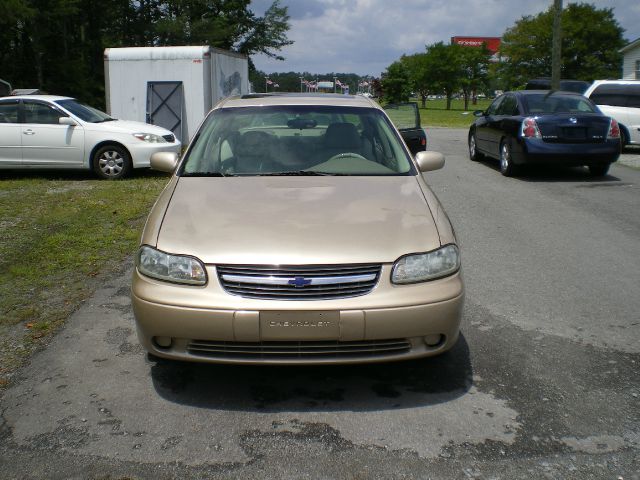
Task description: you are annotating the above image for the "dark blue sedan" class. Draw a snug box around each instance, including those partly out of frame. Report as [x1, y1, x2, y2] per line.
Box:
[468, 90, 621, 176]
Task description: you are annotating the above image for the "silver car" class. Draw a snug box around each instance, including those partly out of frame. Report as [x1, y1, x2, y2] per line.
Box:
[132, 93, 464, 364]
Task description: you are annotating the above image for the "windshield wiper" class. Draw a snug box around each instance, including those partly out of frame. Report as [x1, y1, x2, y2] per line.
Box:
[181, 171, 233, 177]
[254, 170, 345, 176]
[93, 118, 117, 123]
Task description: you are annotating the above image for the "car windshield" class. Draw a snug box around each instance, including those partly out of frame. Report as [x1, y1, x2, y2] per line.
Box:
[55, 99, 114, 123]
[181, 105, 414, 176]
[523, 94, 598, 114]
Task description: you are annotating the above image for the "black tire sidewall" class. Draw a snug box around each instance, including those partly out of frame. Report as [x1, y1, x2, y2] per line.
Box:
[589, 164, 610, 177]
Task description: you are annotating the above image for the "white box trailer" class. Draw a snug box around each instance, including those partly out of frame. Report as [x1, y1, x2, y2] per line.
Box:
[104, 46, 249, 142]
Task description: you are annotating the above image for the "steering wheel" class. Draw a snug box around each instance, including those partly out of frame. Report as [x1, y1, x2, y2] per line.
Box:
[327, 152, 368, 162]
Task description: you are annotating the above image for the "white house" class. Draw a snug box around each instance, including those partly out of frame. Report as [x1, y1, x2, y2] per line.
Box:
[620, 37, 640, 80]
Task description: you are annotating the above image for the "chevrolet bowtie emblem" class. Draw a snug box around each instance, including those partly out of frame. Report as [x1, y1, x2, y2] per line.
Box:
[288, 276, 312, 288]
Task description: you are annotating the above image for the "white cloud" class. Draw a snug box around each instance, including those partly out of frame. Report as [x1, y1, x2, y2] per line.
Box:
[251, 0, 640, 76]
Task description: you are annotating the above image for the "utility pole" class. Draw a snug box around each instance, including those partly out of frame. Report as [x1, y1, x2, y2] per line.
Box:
[551, 0, 563, 90]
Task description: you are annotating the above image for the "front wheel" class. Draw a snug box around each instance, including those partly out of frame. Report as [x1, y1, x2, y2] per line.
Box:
[92, 144, 132, 180]
[588, 164, 610, 177]
[468, 132, 483, 161]
[499, 139, 518, 177]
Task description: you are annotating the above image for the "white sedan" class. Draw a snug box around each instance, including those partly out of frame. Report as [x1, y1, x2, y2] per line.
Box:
[0, 95, 181, 179]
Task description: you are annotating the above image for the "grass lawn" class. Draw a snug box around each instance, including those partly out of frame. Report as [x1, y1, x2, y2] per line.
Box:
[0, 171, 169, 386]
[417, 97, 493, 128]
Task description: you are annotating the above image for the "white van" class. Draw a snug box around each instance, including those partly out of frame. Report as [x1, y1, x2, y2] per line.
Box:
[584, 80, 640, 147]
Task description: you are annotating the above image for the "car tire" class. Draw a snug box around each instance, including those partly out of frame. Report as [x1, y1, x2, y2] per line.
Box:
[588, 164, 610, 177]
[469, 132, 483, 161]
[499, 139, 517, 177]
[620, 129, 627, 151]
[92, 144, 132, 180]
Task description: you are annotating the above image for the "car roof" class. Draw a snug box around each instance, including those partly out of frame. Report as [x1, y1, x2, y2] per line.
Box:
[590, 80, 640, 86]
[512, 90, 586, 97]
[215, 93, 381, 110]
[0, 94, 73, 102]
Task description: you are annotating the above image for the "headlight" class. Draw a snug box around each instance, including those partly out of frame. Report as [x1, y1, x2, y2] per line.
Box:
[133, 133, 167, 143]
[136, 245, 207, 285]
[391, 245, 460, 284]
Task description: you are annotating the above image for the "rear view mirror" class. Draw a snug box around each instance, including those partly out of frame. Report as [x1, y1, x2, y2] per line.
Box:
[473, 110, 485, 117]
[150, 151, 179, 173]
[287, 118, 317, 129]
[415, 151, 445, 172]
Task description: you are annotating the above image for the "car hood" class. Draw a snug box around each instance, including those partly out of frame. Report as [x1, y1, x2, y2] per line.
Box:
[83, 119, 173, 136]
[155, 176, 442, 265]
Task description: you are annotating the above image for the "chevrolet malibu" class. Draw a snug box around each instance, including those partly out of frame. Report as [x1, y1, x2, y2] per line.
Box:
[132, 93, 464, 364]
[0, 95, 181, 179]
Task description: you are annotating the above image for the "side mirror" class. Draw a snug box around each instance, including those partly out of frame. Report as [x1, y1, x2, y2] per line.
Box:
[150, 151, 179, 173]
[473, 110, 485, 117]
[415, 151, 445, 172]
[59, 116, 77, 126]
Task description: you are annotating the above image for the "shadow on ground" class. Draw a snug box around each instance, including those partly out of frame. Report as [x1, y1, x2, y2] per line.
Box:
[149, 334, 473, 413]
[474, 158, 624, 183]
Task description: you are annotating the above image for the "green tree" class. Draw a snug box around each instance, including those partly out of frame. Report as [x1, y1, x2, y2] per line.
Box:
[424, 42, 464, 110]
[381, 60, 411, 103]
[402, 53, 432, 108]
[499, 2, 625, 88]
[154, 0, 292, 60]
[459, 44, 491, 110]
[0, 0, 292, 108]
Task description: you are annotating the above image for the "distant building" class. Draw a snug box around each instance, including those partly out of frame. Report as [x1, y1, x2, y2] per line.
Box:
[620, 37, 640, 80]
[451, 36, 502, 62]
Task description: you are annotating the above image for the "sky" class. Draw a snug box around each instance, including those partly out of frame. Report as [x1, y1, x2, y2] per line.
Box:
[249, 0, 640, 77]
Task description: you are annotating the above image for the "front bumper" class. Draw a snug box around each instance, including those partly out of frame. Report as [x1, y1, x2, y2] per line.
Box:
[131, 265, 465, 365]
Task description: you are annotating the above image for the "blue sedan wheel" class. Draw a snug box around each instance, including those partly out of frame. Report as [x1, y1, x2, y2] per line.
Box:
[499, 140, 517, 177]
[469, 132, 483, 161]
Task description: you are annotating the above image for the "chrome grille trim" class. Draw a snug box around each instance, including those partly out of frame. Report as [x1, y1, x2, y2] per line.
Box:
[217, 264, 381, 300]
[221, 273, 377, 286]
[187, 339, 411, 359]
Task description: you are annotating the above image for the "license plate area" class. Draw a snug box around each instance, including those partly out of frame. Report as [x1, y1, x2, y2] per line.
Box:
[561, 127, 587, 140]
[260, 311, 340, 340]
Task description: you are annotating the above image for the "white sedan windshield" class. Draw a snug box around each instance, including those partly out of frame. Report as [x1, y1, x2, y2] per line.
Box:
[55, 99, 114, 123]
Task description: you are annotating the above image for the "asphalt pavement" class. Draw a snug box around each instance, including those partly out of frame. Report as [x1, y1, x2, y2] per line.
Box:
[1, 128, 639, 479]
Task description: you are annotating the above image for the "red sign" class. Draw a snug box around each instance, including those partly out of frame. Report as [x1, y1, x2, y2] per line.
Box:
[451, 36, 501, 54]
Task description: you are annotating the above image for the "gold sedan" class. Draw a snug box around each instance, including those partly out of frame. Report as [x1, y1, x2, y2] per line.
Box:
[132, 93, 464, 364]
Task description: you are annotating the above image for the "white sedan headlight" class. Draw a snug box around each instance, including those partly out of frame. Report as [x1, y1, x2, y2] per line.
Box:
[136, 246, 207, 285]
[133, 133, 167, 143]
[391, 245, 460, 284]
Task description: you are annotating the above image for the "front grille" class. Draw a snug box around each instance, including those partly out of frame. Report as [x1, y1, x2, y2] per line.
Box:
[217, 264, 381, 300]
[187, 339, 411, 360]
[162, 134, 175, 142]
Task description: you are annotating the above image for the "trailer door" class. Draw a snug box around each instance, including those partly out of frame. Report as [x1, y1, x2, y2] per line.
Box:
[146, 81, 185, 142]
